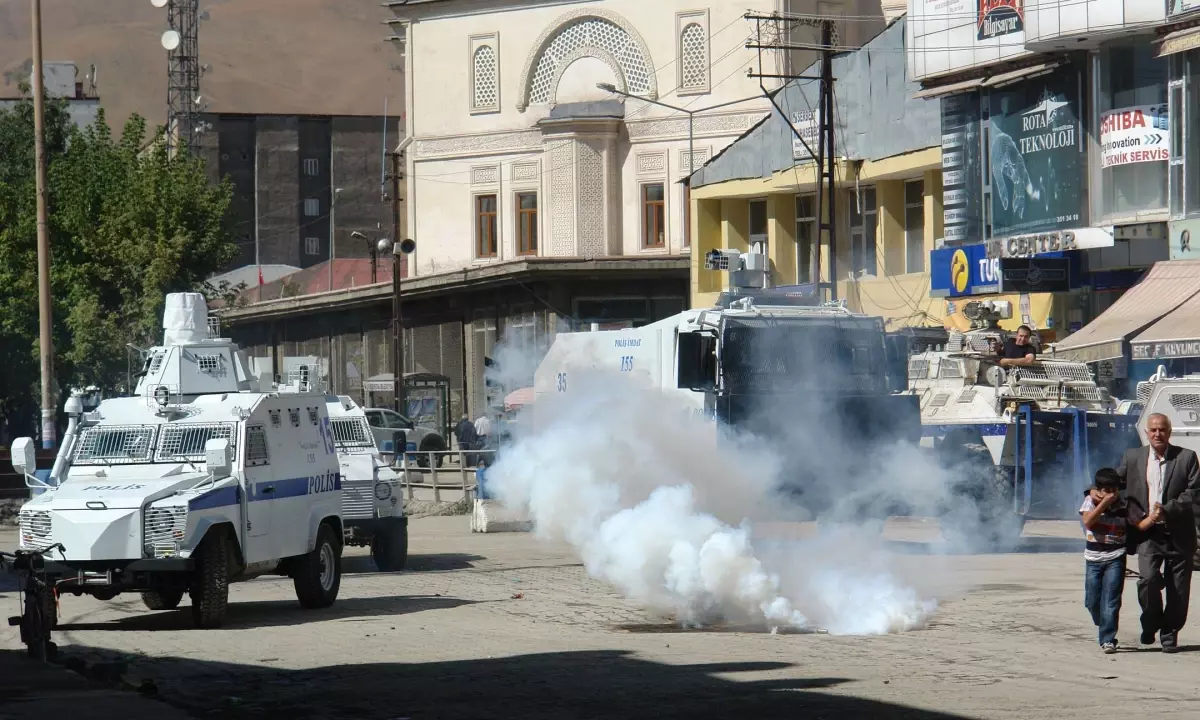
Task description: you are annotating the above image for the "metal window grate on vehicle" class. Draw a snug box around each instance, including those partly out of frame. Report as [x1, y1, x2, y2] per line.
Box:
[1018, 362, 1093, 383]
[958, 387, 978, 404]
[245, 425, 270, 466]
[149, 350, 166, 373]
[929, 393, 951, 408]
[74, 425, 157, 464]
[938, 361, 963, 379]
[1169, 393, 1200, 412]
[331, 417, 375, 450]
[908, 358, 929, 380]
[288, 409, 301, 427]
[269, 409, 282, 428]
[155, 423, 236, 461]
[196, 354, 221, 373]
[307, 406, 319, 425]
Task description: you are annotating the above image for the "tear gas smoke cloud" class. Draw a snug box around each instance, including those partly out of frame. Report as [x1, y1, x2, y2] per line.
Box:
[485, 356, 947, 635]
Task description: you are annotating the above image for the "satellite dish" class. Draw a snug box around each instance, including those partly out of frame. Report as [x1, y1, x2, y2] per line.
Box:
[151, 0, 168, 7]
[161, 30, 181, 51]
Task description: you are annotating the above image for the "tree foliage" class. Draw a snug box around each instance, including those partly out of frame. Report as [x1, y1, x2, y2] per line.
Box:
[0, 96, 236, 437]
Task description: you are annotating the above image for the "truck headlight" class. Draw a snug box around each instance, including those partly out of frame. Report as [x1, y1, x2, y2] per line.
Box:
[144, 505, 188, 558]
[374, 482, 392, 500]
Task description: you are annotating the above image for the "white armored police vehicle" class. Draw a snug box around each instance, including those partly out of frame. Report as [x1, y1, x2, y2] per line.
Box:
[11, 293, 345, 628]
[323, 394, 408, 571]
[907, 299, 1137, 531]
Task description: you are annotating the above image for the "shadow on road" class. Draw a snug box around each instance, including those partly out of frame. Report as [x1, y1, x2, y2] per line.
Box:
[34, 647, 980, 720]
[884, 536, 1082, 556]
[342, 552, 486, 575]
[57, 594, 475, 631]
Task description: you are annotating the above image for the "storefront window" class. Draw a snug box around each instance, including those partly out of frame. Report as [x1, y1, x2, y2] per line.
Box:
[1096, 42, 1169, 221]
[1184, 52, 1200, 216]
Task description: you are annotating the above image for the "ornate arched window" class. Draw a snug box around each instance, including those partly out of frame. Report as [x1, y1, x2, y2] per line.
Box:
[517, 10, 658, 111]
[680, 23, 708, 90]
[472, 44, 499, 111]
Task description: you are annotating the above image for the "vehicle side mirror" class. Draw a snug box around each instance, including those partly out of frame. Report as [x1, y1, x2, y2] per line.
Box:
[205, 438, 233, 478]
[677, 332, 716, 391]
[11, 437, 36, 477]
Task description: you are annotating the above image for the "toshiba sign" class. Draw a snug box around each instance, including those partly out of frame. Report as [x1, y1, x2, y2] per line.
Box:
[1100, 105, 1169, 169]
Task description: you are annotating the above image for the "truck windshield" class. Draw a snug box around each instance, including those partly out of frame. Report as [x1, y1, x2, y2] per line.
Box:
[154, 423, 237, 462]
[73, 425, 158, 465]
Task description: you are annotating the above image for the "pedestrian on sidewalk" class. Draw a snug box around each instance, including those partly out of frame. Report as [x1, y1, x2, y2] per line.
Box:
[1091, 413, 1200, 652]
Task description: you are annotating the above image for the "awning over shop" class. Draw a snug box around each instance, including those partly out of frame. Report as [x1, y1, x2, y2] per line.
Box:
[914, 77, 985, 99]
[1156, 26, 1200, 58]
[504, 387, 534, 412]
[1131, 286, 1200, 361]
[1051, 260, 1200, 364]
[981, 61, 1063, 89]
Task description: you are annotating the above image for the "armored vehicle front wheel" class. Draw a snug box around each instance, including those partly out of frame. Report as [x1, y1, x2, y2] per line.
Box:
[189, 530, 230, 629]
[294, 523, 342, 609]
[371, 520, 409, 572]
[142, 589, 184, 611]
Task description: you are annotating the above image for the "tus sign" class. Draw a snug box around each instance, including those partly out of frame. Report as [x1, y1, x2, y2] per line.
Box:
[978, 0, 1023, 41]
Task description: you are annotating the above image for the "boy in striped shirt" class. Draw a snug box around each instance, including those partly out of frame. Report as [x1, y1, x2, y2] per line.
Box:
[1081, 467, 1161, 653]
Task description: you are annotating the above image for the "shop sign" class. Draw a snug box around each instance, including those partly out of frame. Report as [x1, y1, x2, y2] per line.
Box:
[998, 258, 1070, 293]
[985, 227, 1113, 259]
[930, 243, 999, 298]
[978, 0, 1023, 41]
[789, 110, 820, 161]
[989, 70, 1084, 237]
[940, 93, 983, 245]
[1170, 219, 1200, 260]
[1133, 341, 1200, 361]
[1170, 1, 1200, 18]
[1100, 105, 1169, 168]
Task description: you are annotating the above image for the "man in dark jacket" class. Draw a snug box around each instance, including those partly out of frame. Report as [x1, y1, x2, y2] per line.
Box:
[1095, 413, 1200, 652]
[454, 414, 478, 466]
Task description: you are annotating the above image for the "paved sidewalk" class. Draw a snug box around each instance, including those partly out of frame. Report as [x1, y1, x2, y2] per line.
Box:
[0, 650, 194, 720]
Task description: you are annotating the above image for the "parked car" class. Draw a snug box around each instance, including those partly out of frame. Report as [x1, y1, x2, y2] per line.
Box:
[363, 406, 447, 467]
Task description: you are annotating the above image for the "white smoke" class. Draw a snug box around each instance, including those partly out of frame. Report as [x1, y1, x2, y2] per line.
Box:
[486, 368, 938, 635]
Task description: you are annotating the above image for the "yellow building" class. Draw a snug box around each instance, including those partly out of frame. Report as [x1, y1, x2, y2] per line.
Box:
[686, 16, 1059, 336]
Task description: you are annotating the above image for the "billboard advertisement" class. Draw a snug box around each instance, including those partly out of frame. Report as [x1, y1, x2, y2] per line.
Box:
[988, 68, 1084, 238]
[978, 0, 1024, 41]
[1170, 1, 1200, 17]
[930, 244, 999, 298]
[1100, 105, 1169, 169]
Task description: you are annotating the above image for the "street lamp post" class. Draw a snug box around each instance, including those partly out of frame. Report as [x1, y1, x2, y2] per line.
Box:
[597, 84, 763, 247]
[377, 237, 416, 413]
[328, 187, 342, 292]
[350, 230, 377, 284]
[31, 0, 55, 449]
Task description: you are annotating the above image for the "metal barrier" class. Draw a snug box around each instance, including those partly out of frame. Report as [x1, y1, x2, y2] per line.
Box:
[378, 448, 498, 503]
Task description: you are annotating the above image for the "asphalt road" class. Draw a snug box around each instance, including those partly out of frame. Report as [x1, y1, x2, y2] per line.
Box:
[2, 517, 1200, 719]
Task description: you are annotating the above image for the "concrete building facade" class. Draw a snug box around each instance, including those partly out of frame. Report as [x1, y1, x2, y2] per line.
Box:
[198, 113, 396, 274]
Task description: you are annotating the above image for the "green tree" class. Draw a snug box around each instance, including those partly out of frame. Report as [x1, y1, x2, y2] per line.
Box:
[0, 94, 236, 438]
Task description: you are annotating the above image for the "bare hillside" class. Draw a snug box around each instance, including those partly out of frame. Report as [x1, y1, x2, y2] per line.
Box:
[0, 0, 403, 130]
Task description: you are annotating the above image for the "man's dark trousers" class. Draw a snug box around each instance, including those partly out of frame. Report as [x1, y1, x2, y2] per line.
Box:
[1137, 526, 1193, 645]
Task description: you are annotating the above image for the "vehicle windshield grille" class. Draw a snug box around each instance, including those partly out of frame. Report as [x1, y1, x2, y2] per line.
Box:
[331, 417, 375, 450]
[720, 316, 887, 395]
[155, 423, 237, 462]
[74, 425, 157, 465]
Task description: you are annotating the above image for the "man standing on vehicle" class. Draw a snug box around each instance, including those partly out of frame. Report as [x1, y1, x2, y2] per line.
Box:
[1093, 413, 1200, 652]
[991, 325, 1038, 368]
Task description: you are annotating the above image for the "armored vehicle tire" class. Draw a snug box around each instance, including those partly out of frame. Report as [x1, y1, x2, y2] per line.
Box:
[939, 443, 1026, 550]
[142, 589, 184, 611]
[189, 531, 230, 629]
[294, 523, 342, 609]
[371, 520, 409, 572]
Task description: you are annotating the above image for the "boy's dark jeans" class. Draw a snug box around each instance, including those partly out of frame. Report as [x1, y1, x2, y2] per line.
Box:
[1085, 555, 1127, 645]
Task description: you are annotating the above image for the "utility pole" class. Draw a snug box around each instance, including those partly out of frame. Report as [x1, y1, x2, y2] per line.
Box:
[745, 12, 839, 301]
[389, 148, 405, 413]
[31, 0, 55, 449]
